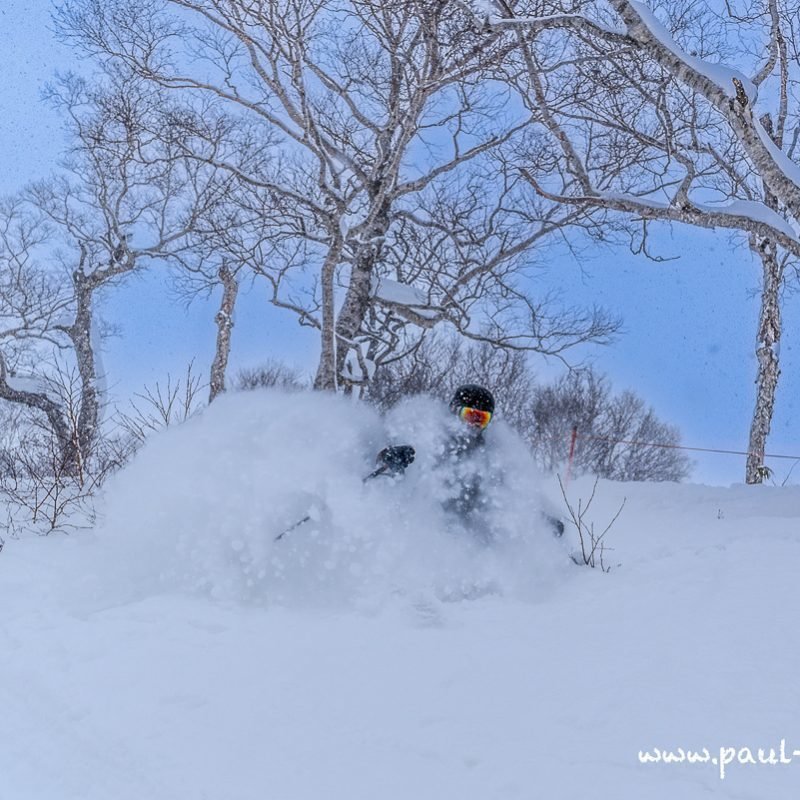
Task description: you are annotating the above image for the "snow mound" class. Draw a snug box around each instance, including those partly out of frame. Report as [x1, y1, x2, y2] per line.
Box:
[94, 390, 569, 608]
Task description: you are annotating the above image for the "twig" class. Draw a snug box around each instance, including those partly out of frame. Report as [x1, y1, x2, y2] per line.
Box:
[557, 474, 625, 572]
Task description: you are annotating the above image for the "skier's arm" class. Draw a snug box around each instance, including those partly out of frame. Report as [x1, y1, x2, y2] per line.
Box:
[374, 445, 415, 476]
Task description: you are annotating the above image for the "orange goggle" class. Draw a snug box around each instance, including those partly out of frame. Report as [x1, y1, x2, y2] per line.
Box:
[458, 406, 492, 429]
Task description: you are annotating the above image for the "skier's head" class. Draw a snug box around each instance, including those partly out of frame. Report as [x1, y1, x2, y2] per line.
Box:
[449, 384, 495, 431]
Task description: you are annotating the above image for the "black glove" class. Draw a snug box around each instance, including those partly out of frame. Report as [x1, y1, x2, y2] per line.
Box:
[377, 445, 416, 475]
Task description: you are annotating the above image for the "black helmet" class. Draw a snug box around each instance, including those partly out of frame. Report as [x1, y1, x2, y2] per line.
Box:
[449, 384, 495, 415]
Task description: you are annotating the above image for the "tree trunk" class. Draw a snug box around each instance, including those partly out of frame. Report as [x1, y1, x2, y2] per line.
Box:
[334, 259, 376, 383]
[333, 206, 391, 386]
[209, 265, 239, 404]
[313, 237, 344, 391]
[746, 239, 782, 484]
[70, 271, 100, 478]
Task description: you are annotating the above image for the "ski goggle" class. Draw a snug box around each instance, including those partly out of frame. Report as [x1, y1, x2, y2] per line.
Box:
[458, 406, 493, 429]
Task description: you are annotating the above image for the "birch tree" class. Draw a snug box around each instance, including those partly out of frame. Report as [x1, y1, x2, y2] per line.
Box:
[0, 72, 226, 475]
[57, 0, 618, 392]
[465, 0, 800, 482]
[207, 263, 240, 403]
[0, 202, 76, 468]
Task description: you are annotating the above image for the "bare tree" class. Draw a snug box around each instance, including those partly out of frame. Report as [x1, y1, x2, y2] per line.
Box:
[531, 370, 692, 482]
[0, 200, 78, 469]
[0, 362, 121, 535]
[234, 361, 308, 392]
[56, 0, 619, 393]
[0, 70, 227, 474]
[461, 0, 800, 482]
[113, 361, 205, 460]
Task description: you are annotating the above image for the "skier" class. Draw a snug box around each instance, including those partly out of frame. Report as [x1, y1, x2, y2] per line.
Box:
[438, 384, 497, 534]
[376, 383, 564, 541]
[377, 384, 501, 543]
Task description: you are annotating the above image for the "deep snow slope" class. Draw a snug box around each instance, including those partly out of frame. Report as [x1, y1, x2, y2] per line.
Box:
[2, 390, 800, 800]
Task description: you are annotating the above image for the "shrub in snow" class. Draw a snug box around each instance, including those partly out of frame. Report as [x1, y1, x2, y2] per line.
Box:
[558, 476, 625, 572]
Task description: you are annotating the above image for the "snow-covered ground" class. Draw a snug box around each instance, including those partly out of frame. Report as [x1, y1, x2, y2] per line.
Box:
[2, 391, 799, 799]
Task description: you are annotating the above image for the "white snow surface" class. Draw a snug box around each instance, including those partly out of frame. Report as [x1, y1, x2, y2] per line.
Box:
[2, 389, 800, 799]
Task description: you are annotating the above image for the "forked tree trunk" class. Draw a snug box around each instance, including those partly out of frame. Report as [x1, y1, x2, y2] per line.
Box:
[334, 206, 391, 387]
[209, 264, 239, 404]
[746, 239, 782, 484]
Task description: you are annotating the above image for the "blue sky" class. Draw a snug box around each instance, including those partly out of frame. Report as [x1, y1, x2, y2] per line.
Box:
[3, 1, 799, 485]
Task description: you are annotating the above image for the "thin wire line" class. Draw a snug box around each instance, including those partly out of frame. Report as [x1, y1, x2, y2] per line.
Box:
[577, 434, 800, 462]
